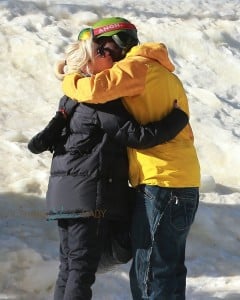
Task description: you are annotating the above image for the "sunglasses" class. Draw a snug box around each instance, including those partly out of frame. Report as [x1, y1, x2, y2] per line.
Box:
[78, 28, 124, 61]
[96, 44, 123, 62]
[96, 44, 112, 57]
[78, 27, 126, 49]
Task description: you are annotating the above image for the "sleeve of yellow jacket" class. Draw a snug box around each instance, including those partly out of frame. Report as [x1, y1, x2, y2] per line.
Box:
[62, 57, 148, 103]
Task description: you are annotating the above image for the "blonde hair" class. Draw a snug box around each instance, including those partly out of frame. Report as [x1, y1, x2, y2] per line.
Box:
[54, 37, 94, 80]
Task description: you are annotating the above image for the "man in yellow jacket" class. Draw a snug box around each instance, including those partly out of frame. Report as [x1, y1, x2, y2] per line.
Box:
[62, 17, 200, 300]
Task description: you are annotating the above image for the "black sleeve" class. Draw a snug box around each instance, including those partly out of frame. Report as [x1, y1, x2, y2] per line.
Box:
[96, 100, 188, 149]
[58, 95, 78, 117]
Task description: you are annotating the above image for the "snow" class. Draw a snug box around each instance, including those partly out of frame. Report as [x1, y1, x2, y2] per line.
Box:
[0, 0, 239, 299]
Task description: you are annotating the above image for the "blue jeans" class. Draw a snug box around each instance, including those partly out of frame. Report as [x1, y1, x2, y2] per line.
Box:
[130, 185, 199, 300]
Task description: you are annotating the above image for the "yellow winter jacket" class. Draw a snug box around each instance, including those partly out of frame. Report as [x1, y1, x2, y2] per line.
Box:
[62, 43, 200, 187]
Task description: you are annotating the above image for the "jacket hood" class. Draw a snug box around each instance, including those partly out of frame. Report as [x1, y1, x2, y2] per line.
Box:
[126, 42, 175, 72]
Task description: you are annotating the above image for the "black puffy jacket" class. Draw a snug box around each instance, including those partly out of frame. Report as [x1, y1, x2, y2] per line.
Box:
[43, 97, 188, 220]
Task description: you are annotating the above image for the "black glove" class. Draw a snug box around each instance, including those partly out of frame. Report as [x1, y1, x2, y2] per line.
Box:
[28, 111, 67, 154]
[58, 95, 78, 118]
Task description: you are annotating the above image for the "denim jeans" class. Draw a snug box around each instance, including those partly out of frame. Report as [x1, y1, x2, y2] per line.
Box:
[130, 185, 199, 300]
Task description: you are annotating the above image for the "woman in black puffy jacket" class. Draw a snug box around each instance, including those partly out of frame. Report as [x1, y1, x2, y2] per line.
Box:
[28, 34, 188, 300]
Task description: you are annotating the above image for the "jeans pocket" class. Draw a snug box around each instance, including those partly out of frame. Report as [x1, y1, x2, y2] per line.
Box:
[170, 189, 199, 231]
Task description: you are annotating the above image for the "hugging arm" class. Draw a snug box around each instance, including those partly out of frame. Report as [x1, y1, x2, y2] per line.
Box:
[96, 100, 188, 149]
